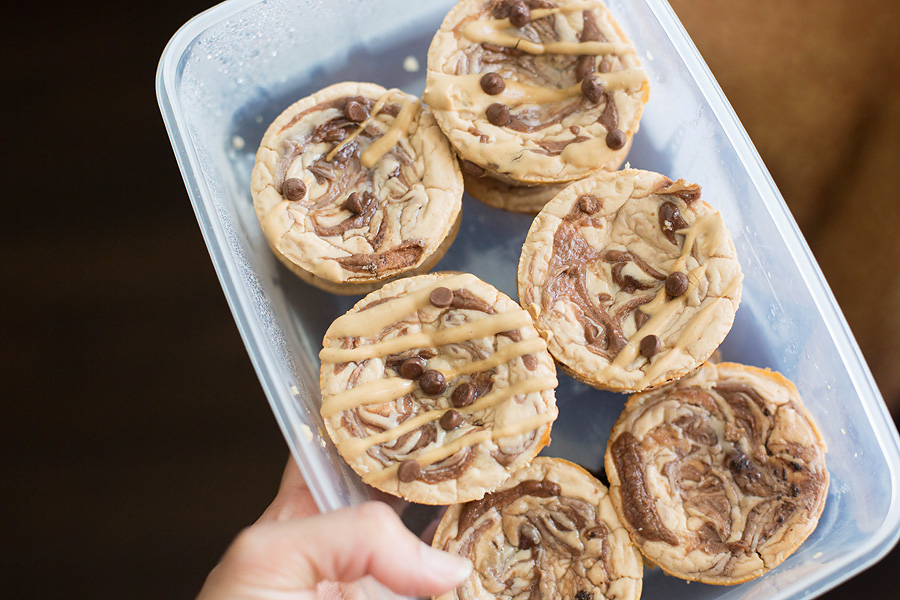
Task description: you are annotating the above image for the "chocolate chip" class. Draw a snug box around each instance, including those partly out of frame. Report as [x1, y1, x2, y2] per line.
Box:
[518, 523, 540, 549]
[429, 286, 454, 308]
[399, 357, 426, 380]
[576, 592, 591, 600]
[398, 460, 421, 483]
[486, 102, 511, 126]
[581, 76, 604, 103]
[344, 100, 368, 123]
[577, 194, 600, 214]
[665, 272, 689, 297]
[480, 72, 505, 95]
[283, 178, 307, 201]
[440, 409, 463, 430]
[419, 370, 448, 395]
[451, 382, 476, 408]
[639, 334, 661, 358]
[461, 160, 485, 178]
[606, 127, 627, 151]
[342, 192, 364, 214]
[508, 1, 530, 27]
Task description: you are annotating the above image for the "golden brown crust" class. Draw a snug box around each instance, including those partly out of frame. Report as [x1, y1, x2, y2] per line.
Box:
[462, 170, 574, 214]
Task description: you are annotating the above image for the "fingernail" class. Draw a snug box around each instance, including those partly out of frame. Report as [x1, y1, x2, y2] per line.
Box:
[418, 542, 473, 583]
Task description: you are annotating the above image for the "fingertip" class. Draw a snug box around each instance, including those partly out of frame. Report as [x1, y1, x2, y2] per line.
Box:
[350, 502, 472, 596]
[417, 542, 473, 588]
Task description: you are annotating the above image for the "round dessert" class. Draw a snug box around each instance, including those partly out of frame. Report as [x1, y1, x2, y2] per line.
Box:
[251, 81, 464, 295]
[432, 457, 643, 600]
[424, 0, 649, 211]
[319, 272, 559, 505]
[517, 169, 743, 393]
[604, 362, 829, 585]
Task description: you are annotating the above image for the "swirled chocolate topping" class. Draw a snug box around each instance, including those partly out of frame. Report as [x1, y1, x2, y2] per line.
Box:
[433, 457, 643, 600]
[457, 478, 561, 537]
[251, 82, 464, 290]
[605, 362, 828, 584]
[518, 168, 742, 392]
[610, 431, 679, 546]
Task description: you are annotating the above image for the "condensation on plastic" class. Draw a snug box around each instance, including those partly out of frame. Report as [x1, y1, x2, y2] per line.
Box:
[157, 1, 900, 599]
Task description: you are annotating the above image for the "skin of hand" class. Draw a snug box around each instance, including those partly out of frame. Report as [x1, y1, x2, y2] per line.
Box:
[196, 457, 473, 599]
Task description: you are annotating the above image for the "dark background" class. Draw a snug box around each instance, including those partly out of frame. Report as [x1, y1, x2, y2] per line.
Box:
[3, 1, 899, 598]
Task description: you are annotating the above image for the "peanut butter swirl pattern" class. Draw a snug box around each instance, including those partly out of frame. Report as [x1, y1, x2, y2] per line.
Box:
[319, 273, 559, 505]
[518, 169, 742, 392]
[604, 362, 829, 585]
[433, 457, 643, 600]
[251, 82, 463, 293]
[425, 0, 649, 185]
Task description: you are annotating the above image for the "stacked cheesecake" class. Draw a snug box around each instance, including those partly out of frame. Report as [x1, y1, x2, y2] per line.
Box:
[250, 1, 828, 598]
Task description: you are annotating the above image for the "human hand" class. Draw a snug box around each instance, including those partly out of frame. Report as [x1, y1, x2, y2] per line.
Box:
[196, 457, 472, 599]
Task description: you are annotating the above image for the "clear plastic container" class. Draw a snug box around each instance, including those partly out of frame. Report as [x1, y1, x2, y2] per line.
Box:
[157, 1, 900, 599]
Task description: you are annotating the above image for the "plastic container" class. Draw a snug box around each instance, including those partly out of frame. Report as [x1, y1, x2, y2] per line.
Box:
[157, 1, 900, 598]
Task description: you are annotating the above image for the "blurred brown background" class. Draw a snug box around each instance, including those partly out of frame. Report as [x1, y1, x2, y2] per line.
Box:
[3, 1, 899, 598]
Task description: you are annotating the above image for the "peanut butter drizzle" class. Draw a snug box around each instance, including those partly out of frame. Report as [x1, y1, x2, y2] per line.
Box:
[337, 375, 557, 460]
[366, 412, 557, 485]
[325, 273, 478, 339]
[321, 378, 414, 418]
[442, 337, 547, 378]
[324, 88, 420, 167]
[599, 212, 741, 387]
[323, 338, 548, 419]
[423, 69, 647, 111]
[320, 310, 534, 364]
[360, 97, 420, 168]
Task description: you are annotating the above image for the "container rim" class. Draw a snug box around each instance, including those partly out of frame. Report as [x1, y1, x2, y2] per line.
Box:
[155, 0, 900, 597]
[155, 0, 348, 515]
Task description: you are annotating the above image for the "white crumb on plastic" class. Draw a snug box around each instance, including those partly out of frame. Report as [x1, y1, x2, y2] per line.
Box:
[646, 49, 654, 61]
[297, 423, 314, 442]
[403, 55, 420, 72]
[232, 135, 245, 150]
[255, 115, 264, 123]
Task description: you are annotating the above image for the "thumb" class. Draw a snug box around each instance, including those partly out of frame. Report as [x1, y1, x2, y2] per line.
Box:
[198, 501, 472, 599]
